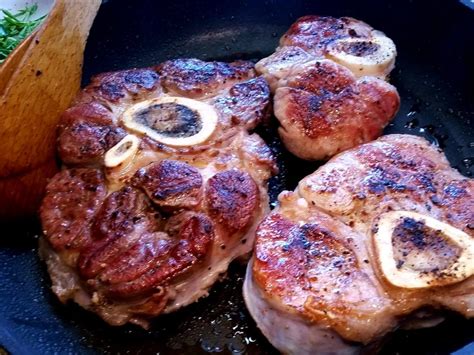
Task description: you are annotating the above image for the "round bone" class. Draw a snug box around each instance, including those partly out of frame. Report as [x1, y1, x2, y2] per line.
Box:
[121, 96, 218, 147]
[373, 210, 474, 289]
[326, 34, 396, 79]
[104, 134, 140, 168]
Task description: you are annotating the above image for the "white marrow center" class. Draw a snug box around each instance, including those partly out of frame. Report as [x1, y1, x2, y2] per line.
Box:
[121, 96, 218, 147]
[326, 34, 396, 79]
[373, 211, 474, 289]
[104, 134, 140, 168]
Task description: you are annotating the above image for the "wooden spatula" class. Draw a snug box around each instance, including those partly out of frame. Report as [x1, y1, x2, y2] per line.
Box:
[0, 0, 101, 220]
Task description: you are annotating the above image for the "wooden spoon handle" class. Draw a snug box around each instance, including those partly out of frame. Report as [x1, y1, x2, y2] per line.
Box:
[0, 0, 101, 219]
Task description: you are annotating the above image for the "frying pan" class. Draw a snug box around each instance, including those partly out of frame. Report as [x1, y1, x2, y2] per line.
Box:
[1, 0, 473, 353]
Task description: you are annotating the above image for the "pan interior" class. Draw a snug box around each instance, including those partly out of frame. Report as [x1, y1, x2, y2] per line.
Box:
[0, 0, 473, 354]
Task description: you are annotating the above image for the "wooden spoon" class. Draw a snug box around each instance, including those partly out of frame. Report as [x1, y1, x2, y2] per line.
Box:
[0, 0, 101, 220]
[0, 34, 34, 95]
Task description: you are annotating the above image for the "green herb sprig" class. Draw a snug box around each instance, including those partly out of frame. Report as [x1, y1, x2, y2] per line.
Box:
[0, 4, 45, 64]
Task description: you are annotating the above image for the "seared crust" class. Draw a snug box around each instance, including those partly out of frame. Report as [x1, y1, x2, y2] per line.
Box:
[57, 68, 161, 165]
[206, 169, 260, 234]
[56, 59, 269, 164]
[40, 58, 275, 326]
[78, 68, 161, 103]
[437, 180, 473, 231]
[90, 188, 155, 248]
[284, 60, 354, 95]
[253, 213, 389, 343]
[280, 16, 373, 57]
[214, 77, 271, 130]
[79, 210, 214, 300]
[275, 71, 400, 160]
[158, 58, 255, 98]
[300, 135, 474, 234]
[105, 213, 213, 298]
[278, 78, 399, 139]
[257, 16, 398, 160]
[57, 101, 123, 165]
[77, 187, 157, 279]
[58, 122, 127, 166]
[132, 160, 203, 209]
[255, 46, 314, 92]
[59, 101, 115, 128]
[40, 169, 107, 252]
[250, 134, 474, 347]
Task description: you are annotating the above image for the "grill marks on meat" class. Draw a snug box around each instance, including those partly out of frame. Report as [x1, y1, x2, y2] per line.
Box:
[206, 170, 259, 234]
[245, 135, 474, 354]
[40, 58, 275, 327]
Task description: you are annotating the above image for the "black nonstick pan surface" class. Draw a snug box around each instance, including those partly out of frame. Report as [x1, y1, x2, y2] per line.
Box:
[1, 0, 473, 354]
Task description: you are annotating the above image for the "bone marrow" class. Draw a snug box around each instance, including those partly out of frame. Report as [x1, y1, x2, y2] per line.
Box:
[374, 210, 474, 289]
[104, 134, 140, 168]
[326, 34, 397, 78]
[122, 96, 218, 147]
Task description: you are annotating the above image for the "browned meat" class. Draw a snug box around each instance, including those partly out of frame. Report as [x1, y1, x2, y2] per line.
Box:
[257, 16, 397, 88]
[244, 134, 474, 354]
[206, 169, 259, 234]
[213, 77, 270, 130]
[280, 16, 374, 57]
[281, 59, 355, 95]
[158, 58, 255, 98]
[59, 101, 115, 127]
[132, 160, 203, 209]
[256, 16, 399, 160]
[40, 169, 107, 256]
[78, 67, 162, 103]
[57, 59, 268, 166]
[275, 66, 400, 159]
[40, 58, 276, 327]
[77, 187, 159, 280]
[58, 122, 127, 166]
